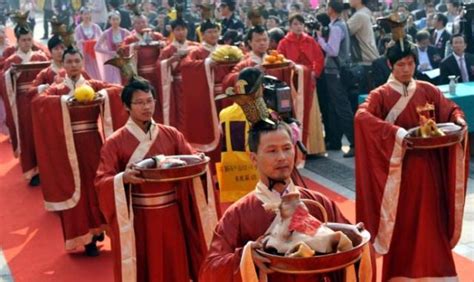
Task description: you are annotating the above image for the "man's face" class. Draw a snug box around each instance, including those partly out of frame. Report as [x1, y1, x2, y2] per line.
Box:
[63, 53, 84, 77]
[250, 129, 295, 182]
[173, 26, 188, 42]
[417, 38, 430, 51]
[434, 16, 443, 29]
[220, 5, 231, 17]
[128, 90, 155, 123]
[51, 44, 65, 62]
[452, 36, 466, 56]
[134, 17, 148, 33]
[18, 33, 33, 53]
[290, 19, 304, 35]
[391, 56, 416, 84]
[203, 28, 220, 46]
[249, 32, 269, 55]
[266, 19, 278, 30]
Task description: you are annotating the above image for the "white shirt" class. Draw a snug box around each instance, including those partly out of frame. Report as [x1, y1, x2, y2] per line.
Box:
[435, 28, 445, 45]
[417, 47, 433, 71]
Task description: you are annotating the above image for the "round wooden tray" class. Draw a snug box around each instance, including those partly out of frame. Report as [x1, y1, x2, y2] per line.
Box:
[262, 61, 290, 69]
[406, 123, 466, 149]
[66, 93, 104, 109]
[256, 222, 370, 274]
[134, 155, 209, 182]
[12, 61, 51, 71]
[214, 60, 240, 66]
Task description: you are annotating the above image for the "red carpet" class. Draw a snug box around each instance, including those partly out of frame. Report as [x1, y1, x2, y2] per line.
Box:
[1, 135, 472, 281]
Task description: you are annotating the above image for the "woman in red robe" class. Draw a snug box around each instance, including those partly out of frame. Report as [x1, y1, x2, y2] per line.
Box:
[355, 40, 469, 281]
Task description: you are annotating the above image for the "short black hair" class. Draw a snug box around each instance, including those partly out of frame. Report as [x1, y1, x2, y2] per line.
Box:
[246, 25, 267, 42]
[62, 47, 83, 61]
[248, 121, 292, 153]
[288, 13, 305, 25]
[451, 33, 465, 43]
[436, 13, 448, 27]
[328, 0, 344, 14]
[386, 40, 418, 66]
[268, 27, 285, 44]
[290, 3, 301, 11]
[415, 30, 430, 42]
[14, 25, 31, 39]
[171, 18, 188, 30]
[47, 35, 63, 51]
[121, 77, 156, 108]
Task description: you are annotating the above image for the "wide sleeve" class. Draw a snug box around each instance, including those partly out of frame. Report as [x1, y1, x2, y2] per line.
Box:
[95, 32, 116, 56]
[94, 137, 123, 224]
[310, 40, 325, 78]
[199, 206, 245, 282]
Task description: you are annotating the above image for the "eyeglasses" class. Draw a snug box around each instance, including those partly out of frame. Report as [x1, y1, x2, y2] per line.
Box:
[131, 99, 156, 107]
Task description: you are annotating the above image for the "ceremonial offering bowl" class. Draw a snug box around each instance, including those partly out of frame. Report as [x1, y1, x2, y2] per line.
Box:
[66, 93, 105, 109]
[11, 62, 51, 72]
[215, 60, 240, 66]
[134, 155, 210, 182]
[406, 123, 466, 149]
[256, 222, 370, 274]
[262, 61, 291, 70]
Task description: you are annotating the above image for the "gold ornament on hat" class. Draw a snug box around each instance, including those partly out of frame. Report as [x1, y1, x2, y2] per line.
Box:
[51, 16, 75, 47]
[105, 47, 136, 81]
[377, 11, 407, 51]
[9, 10, 29, 27]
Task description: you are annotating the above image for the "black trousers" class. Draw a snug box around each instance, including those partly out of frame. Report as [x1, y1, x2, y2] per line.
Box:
[324, 73, 355, 147]
[43, 9, 54, 37]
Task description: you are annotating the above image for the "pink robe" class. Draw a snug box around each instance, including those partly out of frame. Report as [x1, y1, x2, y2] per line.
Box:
[75, 23, 103, 80]
[95, 27, 131, 84]
[355, 78, 469, 280]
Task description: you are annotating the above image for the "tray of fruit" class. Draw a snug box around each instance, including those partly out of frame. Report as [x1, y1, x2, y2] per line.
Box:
[262, 50, 290, 69]
[211, 45, 244, 65]
[11, 62, 51, 72]
[406, 121, 466, 149]
[66, 85, 104, 108]
[134, 154, 210, 182]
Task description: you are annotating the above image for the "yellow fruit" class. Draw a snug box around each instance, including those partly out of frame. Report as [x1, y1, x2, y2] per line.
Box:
[74, 85, 96, 102]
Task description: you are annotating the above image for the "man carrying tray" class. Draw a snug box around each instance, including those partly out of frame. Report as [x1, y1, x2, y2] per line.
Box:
[355, 36, 469, 280]
[200, 67, 373, 282]
[94, 77, 218, 282]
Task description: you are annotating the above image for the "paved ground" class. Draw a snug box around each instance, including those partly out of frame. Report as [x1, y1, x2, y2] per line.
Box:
[303, 144, 474, 261]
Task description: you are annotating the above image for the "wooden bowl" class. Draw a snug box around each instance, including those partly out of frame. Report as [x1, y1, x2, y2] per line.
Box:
[215, 60, 241, 66]
[12, 62, 51, 71]
[66, 93, 105, 109]
[256, 222, 371, 274]
[262, 61, 290, 70]
[406, 123, 466, 149]
[134, 155, 210, 182]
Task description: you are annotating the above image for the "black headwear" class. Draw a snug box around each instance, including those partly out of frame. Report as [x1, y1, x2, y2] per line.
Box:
[386, 39, 418, 66]
[200, 19, 220, 33]
[47, 35, 64, 51]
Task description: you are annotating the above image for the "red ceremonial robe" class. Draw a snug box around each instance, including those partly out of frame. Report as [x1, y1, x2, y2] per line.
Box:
[1, 50, 49, 179]
[30, 62, 91, 94]
[157, 40, 199, 129]
[2, 41, 51, 60]
[31, 75, 125, 250]
[180, 43, 233, 153]
[95, 120, 219, 282]
[355, 75, 469, 281]
[199, 184, 351, 282]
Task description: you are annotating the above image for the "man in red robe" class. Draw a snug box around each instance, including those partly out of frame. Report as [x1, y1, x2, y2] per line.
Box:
[123, 14, 165, 123]
[95, 78, 218, 282]
[200, 68, 360, 282]
[31, 48, 125, 256]
[355, 40, 469, 280]
[180, 19, 231, 154]
[157, 16, 199, 130]
[1, 23, 49, 185]
[30, 35, 90, 94]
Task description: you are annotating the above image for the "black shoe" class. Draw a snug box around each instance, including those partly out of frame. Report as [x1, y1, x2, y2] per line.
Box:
[85, 241, 99, 257]
[93, 232, 105, 242]
[29, 174, 40, 187]
[343, 148, 355, 158]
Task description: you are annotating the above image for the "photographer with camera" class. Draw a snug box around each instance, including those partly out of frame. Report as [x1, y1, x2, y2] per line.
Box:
[316, 0, 355, 158]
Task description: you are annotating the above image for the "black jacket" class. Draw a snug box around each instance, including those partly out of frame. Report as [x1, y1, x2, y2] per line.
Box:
[371, 55, 391, 89]
[430, 28, 451, 59]
[439, 52, 474, 84]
